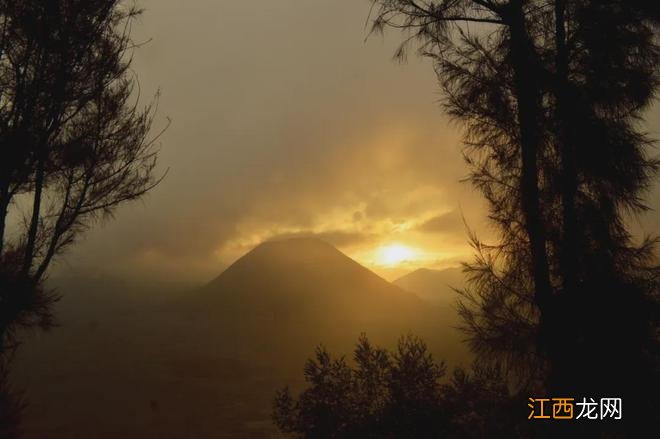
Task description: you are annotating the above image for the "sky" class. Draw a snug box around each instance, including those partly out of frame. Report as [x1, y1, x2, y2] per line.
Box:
[57, 0, 660, 283]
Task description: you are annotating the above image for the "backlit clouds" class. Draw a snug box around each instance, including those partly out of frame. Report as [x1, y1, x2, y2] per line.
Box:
[55, 0, 659, 284]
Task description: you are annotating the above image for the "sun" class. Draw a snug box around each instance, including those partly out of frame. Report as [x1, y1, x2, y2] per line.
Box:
[375, 244, 417, 267]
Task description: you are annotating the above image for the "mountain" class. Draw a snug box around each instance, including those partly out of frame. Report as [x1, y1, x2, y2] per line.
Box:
[394, 267, 465, 306]
[392, 267, 467, 359]
[199, 237, 422, 314]
[190, 238, 437, 362]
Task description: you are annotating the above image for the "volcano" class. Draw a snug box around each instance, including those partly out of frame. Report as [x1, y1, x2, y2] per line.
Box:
[190, 238, 442, 360]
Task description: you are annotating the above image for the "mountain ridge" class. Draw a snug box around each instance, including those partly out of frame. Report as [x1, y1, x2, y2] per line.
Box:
[393, 266, 465, 305]
[187, 237, 444, 363]
[198, 237, 422, 307]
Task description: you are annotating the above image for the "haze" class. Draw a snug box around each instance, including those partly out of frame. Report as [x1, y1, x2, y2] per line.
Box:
[58, 0, 660, 283]
[6, 2, 659, 438]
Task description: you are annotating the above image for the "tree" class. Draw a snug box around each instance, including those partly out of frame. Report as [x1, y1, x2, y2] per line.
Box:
[0, 0, 165, 352]
[369, 0, 554, 356]
[534, 0, 659, 400]
[273, 335, 534, 438]
[369, 0, 659, 433]
[273, 334, 448, 438]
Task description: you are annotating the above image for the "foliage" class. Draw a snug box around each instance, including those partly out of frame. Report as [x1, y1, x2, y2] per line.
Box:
[273, 334, 447, 438]
[0, 0, 164, 350]
[368, 0, 660, 403]
[273, 334, 531, 438]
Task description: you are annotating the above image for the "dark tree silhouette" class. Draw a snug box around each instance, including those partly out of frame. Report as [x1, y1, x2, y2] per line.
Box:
[273, 334, 448, 438]
[273, 335, 534, 438]
[0, 0, 165, 351]
[532, 0, 659, 402]
[0, 2, 163, 435]
[367, 0, 660, 434]
[369, 0, 554, 358]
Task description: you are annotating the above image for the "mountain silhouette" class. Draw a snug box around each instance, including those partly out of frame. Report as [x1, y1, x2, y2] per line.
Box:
[200, 237, 422, 313]
[189, 238, 444, 363]
[394, 267, 465, 306]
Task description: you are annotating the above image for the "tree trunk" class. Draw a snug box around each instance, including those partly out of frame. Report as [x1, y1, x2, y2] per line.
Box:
[547, 0, 582, 396]
[554, 0, 579, 296]
[0, 180, 9, 255]
[22, 158, 45, 276]
[507, 5, 553, 312]
[506, 4, 565, 397]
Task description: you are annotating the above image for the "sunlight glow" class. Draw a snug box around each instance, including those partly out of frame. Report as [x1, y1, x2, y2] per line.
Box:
[375, 244, 417, 267]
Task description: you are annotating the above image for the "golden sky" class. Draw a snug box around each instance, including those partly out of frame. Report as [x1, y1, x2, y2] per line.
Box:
[58, 0, 660, 283]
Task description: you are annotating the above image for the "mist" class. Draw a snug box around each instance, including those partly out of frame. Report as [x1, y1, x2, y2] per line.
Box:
[2, 1, 659, 437]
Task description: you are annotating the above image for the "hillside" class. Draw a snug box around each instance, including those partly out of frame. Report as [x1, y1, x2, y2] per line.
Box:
[199, 238, 423, 320]
[394, 267, 465, 306]
[190, 238, 438, 362]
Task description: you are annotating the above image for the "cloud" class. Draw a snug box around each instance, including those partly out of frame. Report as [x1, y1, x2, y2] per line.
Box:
[267, 230, 378, 248]
[47, 1, 486, 283]
[417, 211, 464, 235]
[52, 0, 660, 284]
